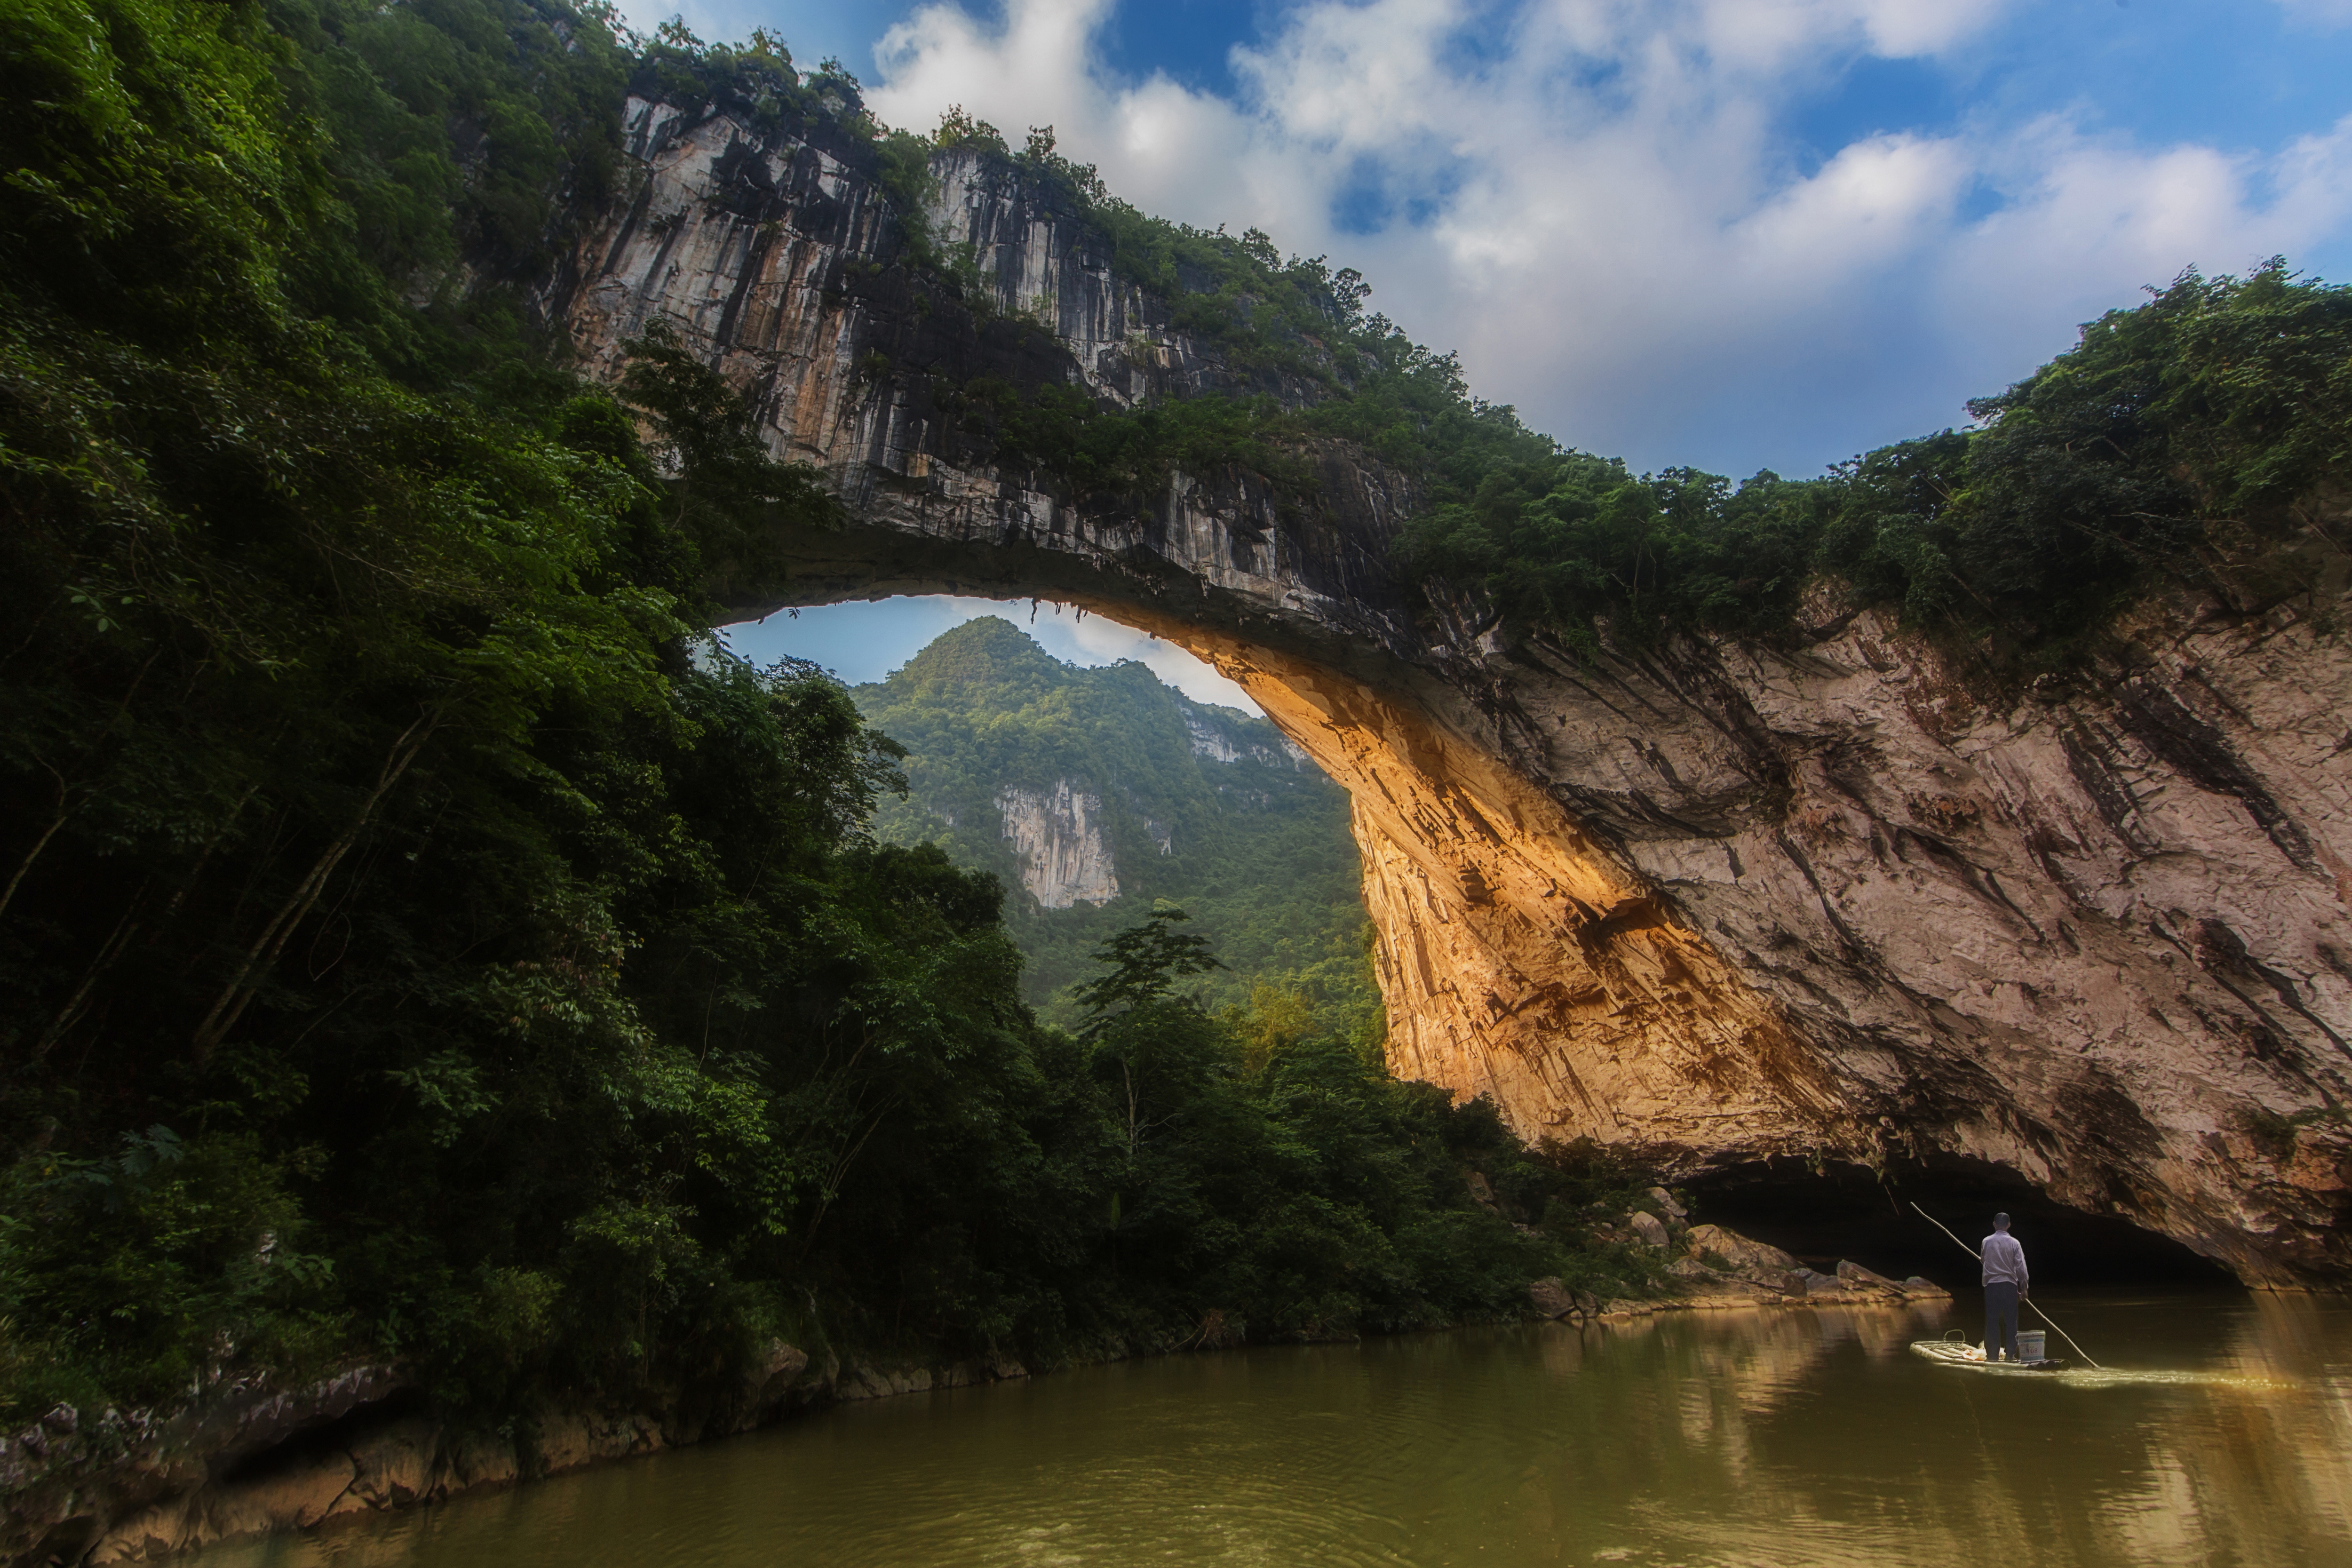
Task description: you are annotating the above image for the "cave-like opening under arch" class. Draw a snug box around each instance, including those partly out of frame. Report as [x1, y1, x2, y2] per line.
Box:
[746, 592, 2243, 1287]
[688, 487, 2349, 1291]
[731, 528, 1838, 1177]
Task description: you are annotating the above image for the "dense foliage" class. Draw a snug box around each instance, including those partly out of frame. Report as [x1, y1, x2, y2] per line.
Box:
[1392, 265, 2352, 665]
[0, 0, 1660, 1429]
[852, 618, 1377, 1026]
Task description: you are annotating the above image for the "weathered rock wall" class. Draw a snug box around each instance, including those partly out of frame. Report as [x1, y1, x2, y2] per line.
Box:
[1178, 698, 1312, 770]
[997, 780, 1119, 908]
[1184, 589, 2352, 1286]
[537, 89, 2352, 1284]
[546, 97, 1355, 590]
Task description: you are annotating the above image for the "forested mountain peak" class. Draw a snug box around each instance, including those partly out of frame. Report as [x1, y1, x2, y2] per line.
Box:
[854, 622, 1370, 1022]
[889, 614, 1068, 692]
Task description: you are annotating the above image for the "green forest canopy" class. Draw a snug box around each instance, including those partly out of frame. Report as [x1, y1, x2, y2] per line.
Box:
[0, 0, 1672, 1430]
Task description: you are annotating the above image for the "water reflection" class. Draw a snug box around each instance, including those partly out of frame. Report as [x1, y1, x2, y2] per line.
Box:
[208, 1291, 2352, 1568]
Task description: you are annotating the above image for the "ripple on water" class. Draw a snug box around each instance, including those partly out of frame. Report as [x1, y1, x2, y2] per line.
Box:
[201, 1294, 2352, 1568]
[2051, 1368, 2304, 1392]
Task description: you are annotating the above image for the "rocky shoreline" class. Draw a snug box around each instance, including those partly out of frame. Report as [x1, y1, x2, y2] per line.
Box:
[1529, 1207, 1953, 1322]
[0, 1344, 1035, 1568]
[3, 1219, 1942, 1566]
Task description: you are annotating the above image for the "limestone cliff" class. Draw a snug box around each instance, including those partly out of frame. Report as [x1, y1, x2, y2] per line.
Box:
[1181, 699, 1312, 770]
[1195, 588, 2352, 1287]
[997, 781, 1119, 908]
[536, 86, 2352, 1283]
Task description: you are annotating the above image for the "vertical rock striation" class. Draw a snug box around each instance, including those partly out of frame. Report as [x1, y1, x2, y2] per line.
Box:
[1204, 588, 2352, 1286]
[997, 781, 1119, 908]
[1180, 699, 1312, 770]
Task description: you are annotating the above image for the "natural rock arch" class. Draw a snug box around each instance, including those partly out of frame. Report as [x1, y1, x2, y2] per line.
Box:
[541, 90, 2352, 1285]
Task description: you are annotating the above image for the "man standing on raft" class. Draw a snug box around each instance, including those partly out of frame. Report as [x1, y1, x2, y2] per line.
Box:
[1982, 1213, 2030, 1361]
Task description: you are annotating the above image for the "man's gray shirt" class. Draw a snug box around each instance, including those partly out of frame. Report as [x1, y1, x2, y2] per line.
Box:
[1981, 1232, 2029, 1289]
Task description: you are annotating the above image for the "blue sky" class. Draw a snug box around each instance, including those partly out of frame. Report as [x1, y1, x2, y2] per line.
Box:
[718, 597, 1260, 707]
[633, 0, 2352, 701]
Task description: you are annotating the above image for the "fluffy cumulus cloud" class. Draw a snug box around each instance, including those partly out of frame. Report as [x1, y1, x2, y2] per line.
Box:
[866, 0, 2352, 475]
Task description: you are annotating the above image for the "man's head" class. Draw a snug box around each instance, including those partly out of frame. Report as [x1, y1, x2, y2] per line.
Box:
[1993, 1212, 2011, 1231]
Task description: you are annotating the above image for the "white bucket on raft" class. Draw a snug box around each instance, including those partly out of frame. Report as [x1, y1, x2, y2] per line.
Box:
[2015, 1330, 2047, 1362]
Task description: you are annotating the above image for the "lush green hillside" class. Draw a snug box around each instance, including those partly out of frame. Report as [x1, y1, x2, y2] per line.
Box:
[853, 619, 1376, 1030]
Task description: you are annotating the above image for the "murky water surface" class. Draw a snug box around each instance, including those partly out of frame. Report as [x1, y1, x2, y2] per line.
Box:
[211, 1291, 2352, 1567]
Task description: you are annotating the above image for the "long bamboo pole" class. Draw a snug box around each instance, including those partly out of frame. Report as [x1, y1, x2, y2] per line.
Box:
[1910, 1201, 2102, 1368]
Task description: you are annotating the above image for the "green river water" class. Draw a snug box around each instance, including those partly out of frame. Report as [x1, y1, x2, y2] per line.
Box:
[206, 1290, 2352, 1568]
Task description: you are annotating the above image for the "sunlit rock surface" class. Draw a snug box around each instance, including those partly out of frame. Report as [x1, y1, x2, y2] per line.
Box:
[540, 88, 2352, 1284]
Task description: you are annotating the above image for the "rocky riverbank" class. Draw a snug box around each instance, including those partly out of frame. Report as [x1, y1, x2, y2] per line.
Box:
[5, 1208, 1935, 1568]
[0, 1343, 1038, 1567]
[1528, 1207, 1953, 1322]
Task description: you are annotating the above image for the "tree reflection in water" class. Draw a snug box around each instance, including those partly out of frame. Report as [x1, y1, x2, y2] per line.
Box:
[203, 1290, 2349, 1568]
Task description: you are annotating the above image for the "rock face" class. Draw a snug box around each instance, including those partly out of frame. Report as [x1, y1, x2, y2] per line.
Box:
[1526, 1213, 1950, 1317]
[535, 88, 2352, 1284]
[1181, 700, 1311, 769]
[996, 780, 1119, 907]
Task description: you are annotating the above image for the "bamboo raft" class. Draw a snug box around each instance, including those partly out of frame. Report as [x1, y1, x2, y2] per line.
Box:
[1911, 1331, 2068, 1373]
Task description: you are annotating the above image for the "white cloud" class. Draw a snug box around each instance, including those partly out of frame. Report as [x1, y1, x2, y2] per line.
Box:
[2273, 0, 2352, 27]
[1525, 0, 2011, 78]
[2273, 113, 2352, 233]
[865, 0, 2352, 475]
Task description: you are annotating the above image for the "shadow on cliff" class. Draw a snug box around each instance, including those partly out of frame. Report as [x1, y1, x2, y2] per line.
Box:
[1691, 1159, 2239, 1287]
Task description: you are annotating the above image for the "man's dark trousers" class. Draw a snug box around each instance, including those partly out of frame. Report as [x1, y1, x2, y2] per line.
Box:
[1985, 1282, 2021, 1361]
